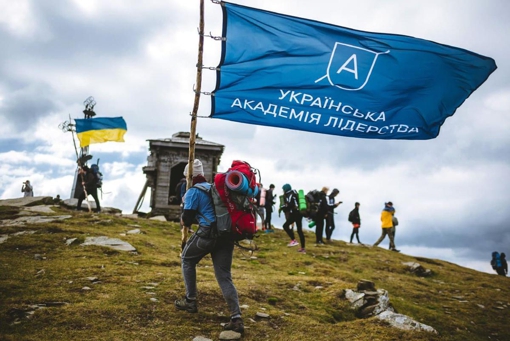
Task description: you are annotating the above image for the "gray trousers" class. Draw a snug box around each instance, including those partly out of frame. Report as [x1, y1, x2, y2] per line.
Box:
[373, 228, 395, 249]
[181, 233, 241, 319]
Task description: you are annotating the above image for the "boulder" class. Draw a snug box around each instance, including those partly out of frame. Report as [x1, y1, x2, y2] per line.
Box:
[376, 311, 437, 333]
[0, 196, 54, 207]
[402, 262, 433, 277]
[344, 282, 436, 333]
[81, 236, 136, 252]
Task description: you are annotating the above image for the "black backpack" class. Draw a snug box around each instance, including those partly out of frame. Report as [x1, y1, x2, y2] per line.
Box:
[303, 190, 321, 218]
[90, 164, 103, 188]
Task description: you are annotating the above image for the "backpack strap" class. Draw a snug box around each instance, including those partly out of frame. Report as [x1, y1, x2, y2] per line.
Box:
[192, 184, 215, 225]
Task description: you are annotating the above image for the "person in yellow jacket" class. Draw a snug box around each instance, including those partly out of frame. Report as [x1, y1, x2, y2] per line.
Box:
[373, 202, 399, 252]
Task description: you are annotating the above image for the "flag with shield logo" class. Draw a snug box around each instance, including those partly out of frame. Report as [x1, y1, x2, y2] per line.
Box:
[315, 42, 390, 91]
[211, 2, 496, 140]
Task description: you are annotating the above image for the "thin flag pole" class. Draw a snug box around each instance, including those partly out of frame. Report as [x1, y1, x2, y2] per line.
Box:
[182, 0, 205, 253]
[69, 115, 92, 213]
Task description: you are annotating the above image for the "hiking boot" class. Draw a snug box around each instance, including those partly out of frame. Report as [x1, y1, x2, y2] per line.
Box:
[287, 240, 299, 247]
[391, 248, 400, 252]
[224, 318, 244, 334]
[174, 297, 198, 313]
[298, 248, 306, 254]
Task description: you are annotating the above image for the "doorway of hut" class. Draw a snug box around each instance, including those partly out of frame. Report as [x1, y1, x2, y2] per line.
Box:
[170, 162, 187, 200]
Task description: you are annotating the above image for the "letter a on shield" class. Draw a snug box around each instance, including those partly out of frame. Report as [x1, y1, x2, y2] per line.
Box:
[315, 42, 389, 91]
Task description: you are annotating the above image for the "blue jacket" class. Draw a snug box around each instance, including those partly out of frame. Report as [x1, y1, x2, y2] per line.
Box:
[182, 182, 216, 227]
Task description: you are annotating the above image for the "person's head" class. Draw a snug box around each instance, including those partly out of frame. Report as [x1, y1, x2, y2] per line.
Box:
[502, 253, 506, 259]
[282, 183, 292, 192]
[331, 188, 339, 197]
[25, 180, 30, 184]
[183, 159, 204, 178]
[355, 202, 360, 208]
[269, 184, 275, 189]
[321, 186, 329, 194]
[386, 201, 393, 207]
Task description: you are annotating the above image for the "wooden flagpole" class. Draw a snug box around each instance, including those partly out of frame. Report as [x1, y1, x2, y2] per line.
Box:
[188, 0, 204, 185]
[182, 0, 205, 253]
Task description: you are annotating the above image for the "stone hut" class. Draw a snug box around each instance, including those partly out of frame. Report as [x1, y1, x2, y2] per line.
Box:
[134, 132, 224, 218]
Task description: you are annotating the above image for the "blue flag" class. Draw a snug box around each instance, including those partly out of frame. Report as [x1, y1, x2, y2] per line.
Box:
[211, 3, 496, 140]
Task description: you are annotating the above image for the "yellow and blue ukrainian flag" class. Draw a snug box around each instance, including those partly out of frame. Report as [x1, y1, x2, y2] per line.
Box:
[75, 117, 127, 147]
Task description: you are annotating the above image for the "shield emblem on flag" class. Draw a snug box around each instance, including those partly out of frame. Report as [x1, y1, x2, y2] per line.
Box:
[316, 42, 390, 91]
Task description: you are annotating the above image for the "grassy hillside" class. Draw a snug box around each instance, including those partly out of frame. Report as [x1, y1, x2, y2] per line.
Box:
[0, 206, 508, 341]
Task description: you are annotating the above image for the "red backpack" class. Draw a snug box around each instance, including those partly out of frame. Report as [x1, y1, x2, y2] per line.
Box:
[214, 160, 260, 240]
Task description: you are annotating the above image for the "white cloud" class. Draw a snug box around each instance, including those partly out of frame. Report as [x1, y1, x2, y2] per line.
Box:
[0, 0, 37, 37]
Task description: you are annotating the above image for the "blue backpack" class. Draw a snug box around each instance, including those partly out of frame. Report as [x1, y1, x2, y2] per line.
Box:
[90, 164, 103, 188]
[491, 251, 502, 269]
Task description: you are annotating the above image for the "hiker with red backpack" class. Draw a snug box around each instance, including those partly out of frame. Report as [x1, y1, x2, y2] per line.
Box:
[176, 159, 262, 335]
[281, 183, 306, 254]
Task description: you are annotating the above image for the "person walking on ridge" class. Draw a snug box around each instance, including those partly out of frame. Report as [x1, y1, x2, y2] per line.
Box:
[501, 253, 508, 276]
[281, 183, 306, 253]
[264, 184, 276, 232]
[491, 251, 507, 276]
[314, 187, 329, 245]
[325, 188, 342, 241]
[349, 202, 362, 243]
[175, 159, 244, 334]
[373, 201, 399, 252]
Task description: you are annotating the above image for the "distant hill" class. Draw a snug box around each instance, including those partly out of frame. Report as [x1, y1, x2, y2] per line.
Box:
[0, 202, 508, 341]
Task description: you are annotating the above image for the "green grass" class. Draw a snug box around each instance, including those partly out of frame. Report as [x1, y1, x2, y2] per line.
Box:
[1, 206, 509, 340]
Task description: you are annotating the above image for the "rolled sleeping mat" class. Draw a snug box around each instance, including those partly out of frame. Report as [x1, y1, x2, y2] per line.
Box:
[226, 170, 248, 192]
[245, 183, 259, 198]
[251, 184, 260, 198]
[259, 187, 266, 206]
[298, 189, 307, 212]
[225, 170, 260, 197]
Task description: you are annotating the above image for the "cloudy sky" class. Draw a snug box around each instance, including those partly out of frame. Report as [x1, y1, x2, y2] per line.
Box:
[1, 0, 508, 275]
